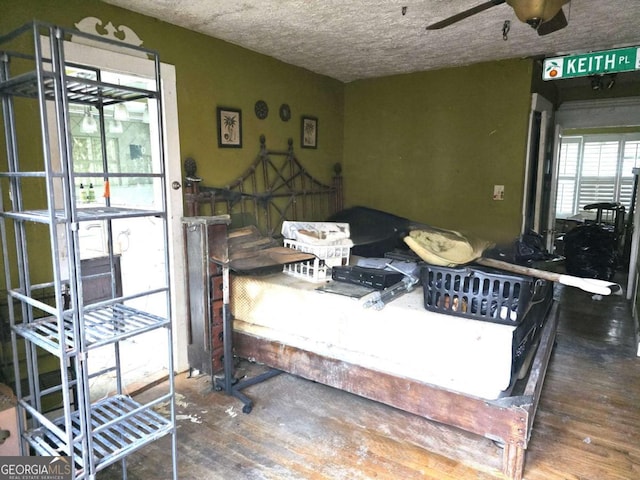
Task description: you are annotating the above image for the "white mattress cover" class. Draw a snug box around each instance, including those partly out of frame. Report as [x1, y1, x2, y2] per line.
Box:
[232, 273, 519, 399]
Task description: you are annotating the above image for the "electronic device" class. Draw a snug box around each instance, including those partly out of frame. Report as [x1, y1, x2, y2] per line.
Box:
[331, 265, 405, 290]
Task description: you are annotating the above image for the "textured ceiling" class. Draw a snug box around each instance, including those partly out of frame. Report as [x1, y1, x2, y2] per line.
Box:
[101, 0, 640, 83]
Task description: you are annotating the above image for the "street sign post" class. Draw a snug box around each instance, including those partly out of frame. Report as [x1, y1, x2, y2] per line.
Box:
[543, 46, 640, 80]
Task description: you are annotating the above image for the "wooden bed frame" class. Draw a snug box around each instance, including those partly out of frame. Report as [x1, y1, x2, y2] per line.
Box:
[184, 136, 558, 480]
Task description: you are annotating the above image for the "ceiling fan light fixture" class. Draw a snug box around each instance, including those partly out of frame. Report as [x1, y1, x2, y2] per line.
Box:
[506, 0, 565, 28]
[527, 17, 543, 29]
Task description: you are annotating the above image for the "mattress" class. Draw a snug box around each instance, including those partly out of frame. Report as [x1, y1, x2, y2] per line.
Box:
[231, 273, 541, 399]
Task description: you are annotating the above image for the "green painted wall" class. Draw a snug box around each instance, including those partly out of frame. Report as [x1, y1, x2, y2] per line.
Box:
[1, 0, 344, 186]
[343, 59, 534, 244]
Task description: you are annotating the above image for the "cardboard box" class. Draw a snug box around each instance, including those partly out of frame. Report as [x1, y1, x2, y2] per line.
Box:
[0, 383, 20, 456]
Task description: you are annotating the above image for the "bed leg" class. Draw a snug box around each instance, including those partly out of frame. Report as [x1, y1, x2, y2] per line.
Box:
[502, 443, 525, 480]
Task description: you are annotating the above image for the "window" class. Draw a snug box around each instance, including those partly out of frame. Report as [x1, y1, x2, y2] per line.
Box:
[555, 133, 640, 218]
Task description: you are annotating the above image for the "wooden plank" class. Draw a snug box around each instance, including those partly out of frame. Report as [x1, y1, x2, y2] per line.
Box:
[499, 302, 559, 480]
[229, 247, 315, 272]
[228, 239, 281, 260]
[523, 301, 560, 438]
[228, 225, 261, 239]
[503, 443, 526, 480]
[236, 334, 527, 445]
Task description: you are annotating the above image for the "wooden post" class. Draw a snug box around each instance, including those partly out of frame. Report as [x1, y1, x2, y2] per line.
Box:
[184, 179, 201, 217]
[503, 443, 525, 480]
[333, 162, 343, 214]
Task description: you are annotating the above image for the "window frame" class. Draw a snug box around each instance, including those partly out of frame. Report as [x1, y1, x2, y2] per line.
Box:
[555, 132, 640, 219]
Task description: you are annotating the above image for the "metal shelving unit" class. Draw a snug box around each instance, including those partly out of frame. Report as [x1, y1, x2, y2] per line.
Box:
[0, 21, 177, 478]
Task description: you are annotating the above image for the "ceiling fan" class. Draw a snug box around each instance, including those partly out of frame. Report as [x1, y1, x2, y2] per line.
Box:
[426, 0, 570, 36]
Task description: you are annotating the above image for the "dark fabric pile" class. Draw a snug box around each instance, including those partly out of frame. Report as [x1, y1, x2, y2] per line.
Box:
[514, 230, 556, 265]
[327, 206, 411, 257]
[483, 229, 557, 266]
[563, 224, 618, 281]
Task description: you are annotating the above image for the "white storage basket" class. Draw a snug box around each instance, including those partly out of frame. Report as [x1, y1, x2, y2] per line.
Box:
[282, 239, 351, 282]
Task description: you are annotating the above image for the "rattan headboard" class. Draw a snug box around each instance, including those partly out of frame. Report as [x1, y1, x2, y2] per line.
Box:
[184, 135, 343, 237]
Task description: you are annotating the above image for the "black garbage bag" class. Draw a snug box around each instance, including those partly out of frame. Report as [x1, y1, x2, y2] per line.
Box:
[515, 229, 556, 265]
[563, 223, 618, 281]
[482, 229, 557, 266]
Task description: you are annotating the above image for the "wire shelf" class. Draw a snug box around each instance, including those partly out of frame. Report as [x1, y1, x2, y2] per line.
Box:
[0, 206, 166, 224]
[25, 394, 173, 478]
[14, 304, 170, 356]
[2, 20, 177, 479]
[0, 70, 158, 106]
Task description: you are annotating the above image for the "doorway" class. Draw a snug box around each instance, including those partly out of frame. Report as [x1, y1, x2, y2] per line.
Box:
[549, 98, 640, 257]
[539, 97, 640, 356]
[55, 39, 187, 396]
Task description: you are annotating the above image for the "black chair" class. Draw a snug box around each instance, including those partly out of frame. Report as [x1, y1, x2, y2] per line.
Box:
[583, 202, 626, 255]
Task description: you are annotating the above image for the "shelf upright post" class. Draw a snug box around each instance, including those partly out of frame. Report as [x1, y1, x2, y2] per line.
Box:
[152, 50, 179, 480]
[48, 24, 94, 472]
[0, 26, 29, 456]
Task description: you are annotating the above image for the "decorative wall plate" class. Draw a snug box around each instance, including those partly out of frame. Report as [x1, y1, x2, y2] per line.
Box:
[254, 100, 269, 119]
[279, 103, 291, 122]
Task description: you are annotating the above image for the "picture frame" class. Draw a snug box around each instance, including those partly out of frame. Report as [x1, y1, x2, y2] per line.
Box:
[217, 107, 242, 148]
[301, 116, 318, 149]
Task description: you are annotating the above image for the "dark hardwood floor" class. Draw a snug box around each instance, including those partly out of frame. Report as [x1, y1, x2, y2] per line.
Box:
[103, 277, 640, 479]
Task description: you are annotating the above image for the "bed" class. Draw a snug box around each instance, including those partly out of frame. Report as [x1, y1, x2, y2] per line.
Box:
[184, 136, 558, 480]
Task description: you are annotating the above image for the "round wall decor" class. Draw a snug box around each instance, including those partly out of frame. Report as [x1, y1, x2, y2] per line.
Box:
[254, 100, 269, 119]
[279, 103, 291, 122]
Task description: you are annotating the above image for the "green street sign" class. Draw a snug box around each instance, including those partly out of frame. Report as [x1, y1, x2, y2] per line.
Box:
[543, 46, 640, 80]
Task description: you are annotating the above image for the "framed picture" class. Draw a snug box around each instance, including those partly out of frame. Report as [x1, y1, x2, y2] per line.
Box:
[301, 116, 318, 149]
[217, 107, 242, 148]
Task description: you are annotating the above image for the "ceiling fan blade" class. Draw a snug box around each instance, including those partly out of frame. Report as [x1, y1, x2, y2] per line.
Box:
[536, 8, 568, 36]
[426, 0, 506, 30]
